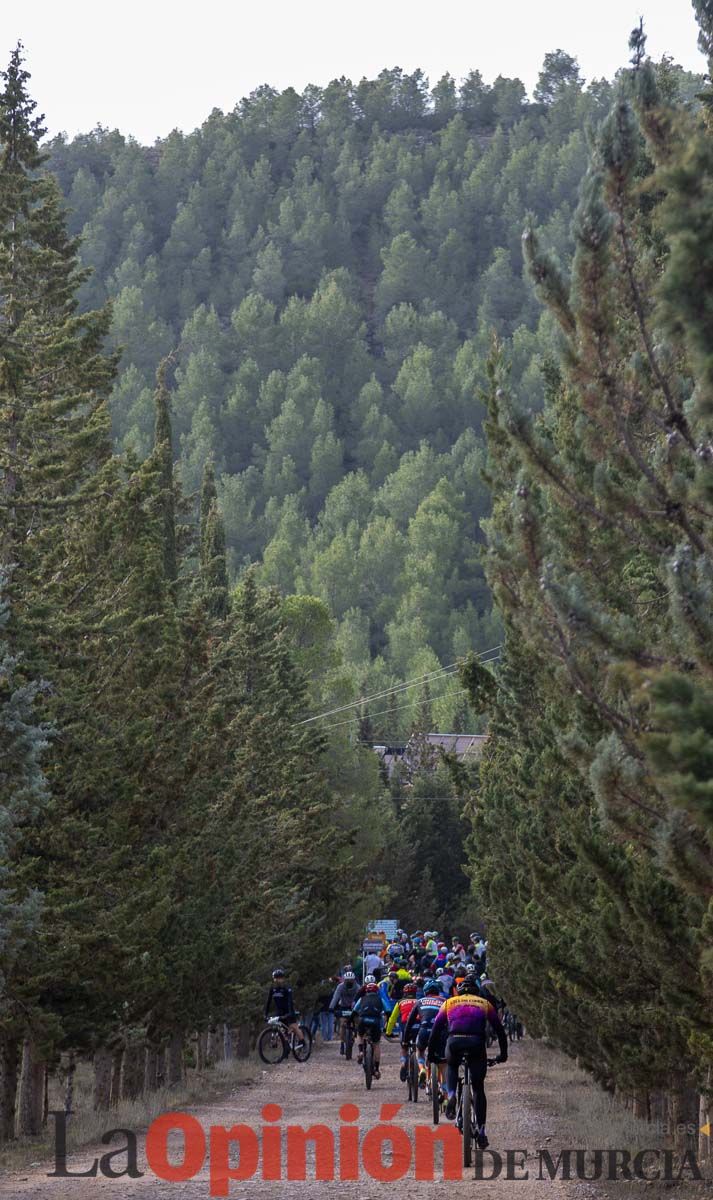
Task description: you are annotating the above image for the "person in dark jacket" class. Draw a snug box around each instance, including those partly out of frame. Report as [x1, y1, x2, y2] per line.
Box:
[264, 968, 305, 1046]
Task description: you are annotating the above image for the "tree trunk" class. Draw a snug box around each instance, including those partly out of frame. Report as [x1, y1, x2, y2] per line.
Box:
[0, 1037, 20, 1143]
[206, 1025, 217, 1066]
[121, 1040, 145, 1101]
[699, 1083, 711, 1166]
[110, 1047, 124, 1107]
[64, 1051, 76, 1116]
[93, 1046, 112, 1111]
[145, 1046, 159, 1093]
[235, 1025, 251, 1059]
[18, 1039, 45, 1136]
[223, 1024, 233, 1061]
[155, 1047, 166, 1088]
[667, 1075, 699, 1153]
[633, 1087, 650, 1121]
[168, 1031, 183, 1086]
[196, 1031, 206, 1072]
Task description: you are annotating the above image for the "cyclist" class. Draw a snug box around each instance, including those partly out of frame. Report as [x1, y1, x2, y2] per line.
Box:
[403, 978, 444, 1088]
[330, 969, 360, 1055]
[440, 963, 455, 997]
[352, 980, 386, 1079]
[427, 975, 508, 1147]
[385, 980, 419, 1081]
[264, 968, 305, 1048]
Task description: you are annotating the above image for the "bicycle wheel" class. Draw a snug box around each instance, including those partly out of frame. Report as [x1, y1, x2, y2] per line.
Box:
[344, 1023, 354, 1061]
[462, 1080, 473, 1168]
[292, 1025, 313, 1062]
[410, 1052, 419, 1104]
[431, 1063, 440, 1125]
[258, 1026, 287, 1065]
[364, 1041, 374, 1090]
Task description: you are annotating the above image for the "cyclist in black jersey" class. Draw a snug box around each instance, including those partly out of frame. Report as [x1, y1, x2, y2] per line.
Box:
[264, 968, 305, 1047]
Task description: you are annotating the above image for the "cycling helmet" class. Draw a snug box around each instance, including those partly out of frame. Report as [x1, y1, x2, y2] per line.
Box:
[364, 974, 376, 984]
[424, 980, 441, 995]
[403, 982, 417, 995]
[465, 964, 477, 976]
[365, 982, 378, 993]
[272, 968, 286, 979]
[457, 978, 479, 995]
[435, 967, 444, 977]
[343, 970, 356, 981]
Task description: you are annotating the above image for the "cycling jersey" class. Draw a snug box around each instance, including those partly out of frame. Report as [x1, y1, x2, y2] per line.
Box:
[265, 985, 296, 1022]
[329, 980, 360, 1012]
[403, 994, 443, 1040]
[385, 996, 418, 1037]
[430, 992, 508, 1058]
[353, 992, 385, 1042]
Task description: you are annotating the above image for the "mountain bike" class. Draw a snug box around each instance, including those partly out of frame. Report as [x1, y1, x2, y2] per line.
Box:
[337, 1009, 355, 1060]
[427, 1057, 445, 1124]
[455, 1056, 499, 1166]
[361, 1027, 380, 1090]
[257, 1016, 313, 1065]
[405, 1041, 419, 1103]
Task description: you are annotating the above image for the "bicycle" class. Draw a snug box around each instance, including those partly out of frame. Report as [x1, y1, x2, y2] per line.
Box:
[405, 1040, 420, 1104]
[337, 1009, 355, 1060]
[361, 1027, 380, 1090]
[455, 1056, 499, 1167]
[427, 1057, 445, 1124]
[257, 1016, 313, 1065]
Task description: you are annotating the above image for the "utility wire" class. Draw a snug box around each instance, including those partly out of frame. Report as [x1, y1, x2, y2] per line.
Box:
[317, 652, 501, 734]
[292, 643, 502, 728]
[293, 662, 460, 728]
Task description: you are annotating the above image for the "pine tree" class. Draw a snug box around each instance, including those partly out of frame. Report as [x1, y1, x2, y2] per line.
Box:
[0, 573, 51, 1142]
[154, 356, 177, 582]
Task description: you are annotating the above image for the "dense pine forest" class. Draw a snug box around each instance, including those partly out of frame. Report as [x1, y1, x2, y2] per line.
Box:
[1, 0, 713, 1168]
[45, 51, 638, 736]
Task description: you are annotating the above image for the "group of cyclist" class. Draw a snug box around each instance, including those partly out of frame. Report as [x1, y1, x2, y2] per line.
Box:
[264, 927, 519, 1149]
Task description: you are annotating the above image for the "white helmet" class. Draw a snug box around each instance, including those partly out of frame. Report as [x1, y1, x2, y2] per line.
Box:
[343, 970, 355, 981]
[364, 974, 376, 984]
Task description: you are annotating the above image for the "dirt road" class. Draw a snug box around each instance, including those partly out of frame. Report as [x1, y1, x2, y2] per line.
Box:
[0, 1039, 597, 1198]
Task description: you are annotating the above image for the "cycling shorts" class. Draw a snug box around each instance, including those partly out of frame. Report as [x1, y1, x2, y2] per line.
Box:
[357, 1016, 382, 1043]
[271, 1011, 297, 1026]
[417, 1024, 436, 1051]
[445, 1035, 487, 1082]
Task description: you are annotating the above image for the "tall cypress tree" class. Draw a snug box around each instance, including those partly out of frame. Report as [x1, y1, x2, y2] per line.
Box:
[0, 573, 52, 1142]
[471, 22, 713, 1146]
[154, 356, 177, 583]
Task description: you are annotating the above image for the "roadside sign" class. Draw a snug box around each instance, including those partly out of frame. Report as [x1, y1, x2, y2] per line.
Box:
[366, 919, 399, 942]
[362, 939, 385, 954]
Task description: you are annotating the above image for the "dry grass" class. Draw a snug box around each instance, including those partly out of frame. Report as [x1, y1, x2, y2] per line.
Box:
[527, 1041, 666, 1155]
[528, 1042, 711, 1197]
[0, 1056, 257, 1174]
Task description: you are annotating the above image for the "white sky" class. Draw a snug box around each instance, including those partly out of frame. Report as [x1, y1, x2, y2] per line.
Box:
[7, 0, 707, 143]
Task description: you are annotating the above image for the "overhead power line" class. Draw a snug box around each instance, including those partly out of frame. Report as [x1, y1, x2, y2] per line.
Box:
[292, 643, 502, 729]
[315, 651, 501, 735]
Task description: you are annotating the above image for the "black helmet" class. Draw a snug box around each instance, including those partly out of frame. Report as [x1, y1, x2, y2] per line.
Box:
[457, 977, 479, 995]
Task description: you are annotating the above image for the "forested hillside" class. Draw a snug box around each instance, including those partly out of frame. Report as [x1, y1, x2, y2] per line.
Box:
[45, 54, 630, 735]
